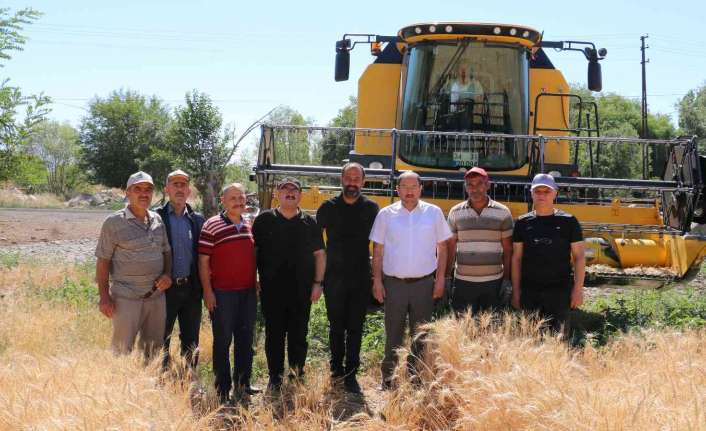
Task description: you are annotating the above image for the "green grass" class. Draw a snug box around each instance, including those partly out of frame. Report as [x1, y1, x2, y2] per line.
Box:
[572, 287, 706, 345]
[0, 251, 21, 269]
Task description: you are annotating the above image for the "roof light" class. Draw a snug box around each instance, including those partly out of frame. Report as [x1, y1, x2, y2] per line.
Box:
[522, 30, 530, 38]
[493, 27, 501, 35]
[445, 25, 453, 33]
[429, 25, 436, 33]
[415, 27, 422, 34]
[509, 28, 517, 36]
[369, 161, 383, 170]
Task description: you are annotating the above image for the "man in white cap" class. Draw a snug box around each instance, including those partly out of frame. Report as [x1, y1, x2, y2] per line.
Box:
[95, 171, 172, 357]
[510, 173, 585, 336]
[156, 169, 205, 371]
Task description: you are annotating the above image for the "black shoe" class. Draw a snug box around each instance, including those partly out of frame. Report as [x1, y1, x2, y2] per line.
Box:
[379, 379, 393, 391]
[344, 375, 362, 394]
[331, 367, 345, 379]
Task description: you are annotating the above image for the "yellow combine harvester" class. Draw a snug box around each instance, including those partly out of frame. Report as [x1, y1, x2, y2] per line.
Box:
[254, 22, 706, 281]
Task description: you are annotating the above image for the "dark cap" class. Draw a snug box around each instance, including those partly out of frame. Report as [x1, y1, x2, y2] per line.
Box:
[464, 166, 488, 179]
[277, 177, 302, 190]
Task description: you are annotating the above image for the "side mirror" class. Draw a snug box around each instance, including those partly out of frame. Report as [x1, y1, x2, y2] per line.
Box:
[588, 61, 602, 92]
[335, 39, 350, 82]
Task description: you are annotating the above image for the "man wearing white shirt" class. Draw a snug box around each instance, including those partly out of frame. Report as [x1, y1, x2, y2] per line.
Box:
[369, 171, 452, 390]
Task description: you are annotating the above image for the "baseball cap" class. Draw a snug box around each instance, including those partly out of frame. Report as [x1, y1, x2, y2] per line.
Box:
[531, 173, 558, 191]
[464, 166, 488, 179]
[167, 169, 190, 182]
[126, 171, 154, 189]
[277, 177, 302, 190]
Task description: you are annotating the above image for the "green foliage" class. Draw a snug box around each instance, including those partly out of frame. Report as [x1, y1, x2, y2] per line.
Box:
[8, 153, 48, 189]
[321, 96, 357, 166]
[0, 251, 20, 269]
[79, 89, 172, 188]
[269, 106, 314, 165]
[575, 287, 706, 345]
[568, 85, 676, 179]
[0, 7, 51, 181]
[167, 90, 234, 217]
[26, 121, 83, 196]
[678, 82, 706, 142]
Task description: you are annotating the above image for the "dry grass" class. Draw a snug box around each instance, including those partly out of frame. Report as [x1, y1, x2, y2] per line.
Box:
[1, 261, 705, 430]
[0, 188, 64, 208]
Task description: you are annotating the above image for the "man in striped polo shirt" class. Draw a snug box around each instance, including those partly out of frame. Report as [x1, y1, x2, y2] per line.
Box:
[446, 167, 513, 315]
[198, 183, 260, 404]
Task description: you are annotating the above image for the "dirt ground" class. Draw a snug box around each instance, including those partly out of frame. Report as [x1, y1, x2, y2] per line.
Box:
[0, 208, 111, 246]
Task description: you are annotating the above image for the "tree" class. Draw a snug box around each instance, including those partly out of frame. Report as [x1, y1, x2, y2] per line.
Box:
[78, 89, 172, 188]
[167, 90, 234, 217]
[678, 82, 706, 140]
[568, 85, 676, 179]
[268, 106, 314, 165]
[0, 7, 51, 181]
[27, 121, 82, 196]
[321, 96, 356, 166]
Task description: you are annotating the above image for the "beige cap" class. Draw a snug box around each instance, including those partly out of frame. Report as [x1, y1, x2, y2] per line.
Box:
[126, 171, 154, 189]
[167, 169, 190, 182]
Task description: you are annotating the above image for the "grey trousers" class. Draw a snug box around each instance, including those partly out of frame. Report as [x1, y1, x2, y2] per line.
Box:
[111, 294, 166, 358]
[381, 275, 434, 382]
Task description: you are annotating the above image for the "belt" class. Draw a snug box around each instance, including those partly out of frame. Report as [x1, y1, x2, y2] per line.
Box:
[384, 272, 434, 283]
[174, 276, 191, 286]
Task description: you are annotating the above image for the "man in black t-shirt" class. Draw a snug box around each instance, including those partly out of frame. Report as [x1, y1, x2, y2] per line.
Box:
[511, 174, 585, 335]
[316, 162, 379, 394]
[252, 177, 326, 391]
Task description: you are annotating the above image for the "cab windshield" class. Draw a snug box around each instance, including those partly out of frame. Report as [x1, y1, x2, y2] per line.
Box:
[399, 41, 529, 170]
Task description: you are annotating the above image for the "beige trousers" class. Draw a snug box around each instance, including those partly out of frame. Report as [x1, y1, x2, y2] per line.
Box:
[111, 294, 166, 359]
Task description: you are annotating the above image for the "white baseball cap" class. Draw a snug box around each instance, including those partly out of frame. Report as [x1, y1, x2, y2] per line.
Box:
[126, 171, 154, 189]
[530, 173, 558, 191]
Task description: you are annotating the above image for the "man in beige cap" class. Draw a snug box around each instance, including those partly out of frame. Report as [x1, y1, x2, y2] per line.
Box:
[156, 169, 205, 371]
[95, 171, 173, 357]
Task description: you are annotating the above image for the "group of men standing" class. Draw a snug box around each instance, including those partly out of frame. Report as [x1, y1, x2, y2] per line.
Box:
[95, 162, 585, 403]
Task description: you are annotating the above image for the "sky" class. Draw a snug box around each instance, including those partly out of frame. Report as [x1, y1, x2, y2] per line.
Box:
[4, 0, 706, 151]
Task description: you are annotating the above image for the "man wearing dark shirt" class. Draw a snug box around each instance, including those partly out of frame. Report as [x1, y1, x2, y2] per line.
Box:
[316, 162, 379, 393]
[156, 169, 205, 371]
[252, 177, 326, 391]
[511, 173, 585, 335]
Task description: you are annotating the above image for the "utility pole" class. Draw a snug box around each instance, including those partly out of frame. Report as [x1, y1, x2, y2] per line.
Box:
[640, 34, 649, 178]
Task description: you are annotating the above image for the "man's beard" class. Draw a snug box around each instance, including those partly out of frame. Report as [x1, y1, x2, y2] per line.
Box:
[343, 185, 361, 198]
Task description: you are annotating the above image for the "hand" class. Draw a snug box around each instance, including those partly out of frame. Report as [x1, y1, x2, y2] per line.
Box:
[511, 293, 521, 310]
[203, 290, 217, 312]
[155, 274, 172, 291]
[99, 296, 115, 318]
[372, 279, 385, 304]
[310, 284, 323, 303]
[432, 277, 445, 299]
[570, 286, 584, 309]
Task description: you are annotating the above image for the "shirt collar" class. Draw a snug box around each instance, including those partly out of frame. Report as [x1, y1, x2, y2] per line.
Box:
[124, 206, 152, 225]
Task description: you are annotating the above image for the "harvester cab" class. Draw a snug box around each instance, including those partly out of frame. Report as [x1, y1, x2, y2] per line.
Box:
[254, 22, 706, 282]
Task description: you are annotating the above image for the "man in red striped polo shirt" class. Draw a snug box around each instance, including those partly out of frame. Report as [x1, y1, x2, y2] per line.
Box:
[198, 183, 260, 404]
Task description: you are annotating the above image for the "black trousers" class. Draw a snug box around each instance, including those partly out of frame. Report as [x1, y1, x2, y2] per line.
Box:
[324, 275, 370, 376]
[211, 288, 257, 400]
[163, 280, 202, 369]
[451, 277, 503, 316]
[261, 289, 312, 384]
[520, 279, 572, 335]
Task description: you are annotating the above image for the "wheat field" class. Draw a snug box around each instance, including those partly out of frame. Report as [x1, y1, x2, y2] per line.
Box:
[0, 261, 704, 430]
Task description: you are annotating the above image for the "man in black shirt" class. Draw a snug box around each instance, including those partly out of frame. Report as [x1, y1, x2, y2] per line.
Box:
[252, 177, 326, 391]
[316, 162, 379, 394]
[511, 173, 585, 335]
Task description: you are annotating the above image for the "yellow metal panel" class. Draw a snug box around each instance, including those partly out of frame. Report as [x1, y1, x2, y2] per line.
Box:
[355, 63, 401, 157]
[529, 68, 571, 165]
